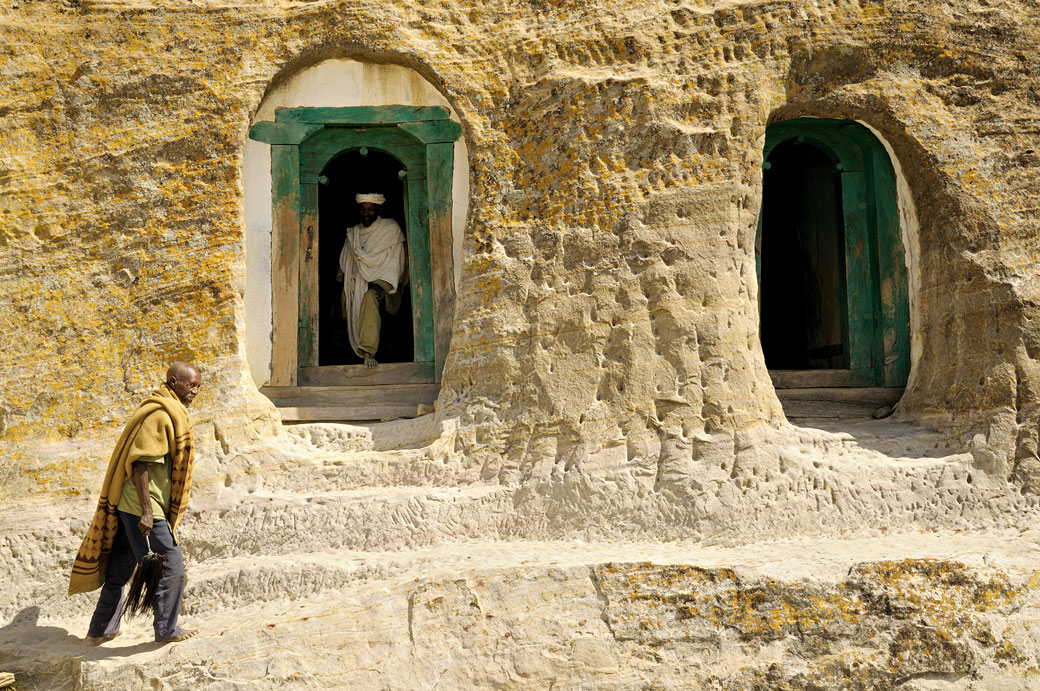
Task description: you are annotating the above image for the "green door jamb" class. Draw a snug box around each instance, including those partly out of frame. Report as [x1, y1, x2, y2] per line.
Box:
[296, 127, 433, 368]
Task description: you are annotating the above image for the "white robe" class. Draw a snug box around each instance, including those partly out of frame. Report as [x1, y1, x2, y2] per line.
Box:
[338, 216, 407, 357]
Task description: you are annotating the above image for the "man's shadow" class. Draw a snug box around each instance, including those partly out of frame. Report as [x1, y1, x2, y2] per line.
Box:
[0, 605, 167, 663]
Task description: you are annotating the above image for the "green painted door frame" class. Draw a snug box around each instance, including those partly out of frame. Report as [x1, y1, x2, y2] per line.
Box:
[250, 106, 461, 386]
[757, 118, 910, 388]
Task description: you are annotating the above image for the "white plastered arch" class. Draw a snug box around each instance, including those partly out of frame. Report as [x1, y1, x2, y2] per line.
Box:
[243, 59, 470, 387]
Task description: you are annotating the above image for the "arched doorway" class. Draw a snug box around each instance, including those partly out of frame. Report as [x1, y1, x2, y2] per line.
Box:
[248, 104, 462, 420]
[757, 119, 910, 407]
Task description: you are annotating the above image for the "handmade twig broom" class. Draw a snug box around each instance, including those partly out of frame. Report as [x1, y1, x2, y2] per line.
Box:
[121, 535, 166, 620]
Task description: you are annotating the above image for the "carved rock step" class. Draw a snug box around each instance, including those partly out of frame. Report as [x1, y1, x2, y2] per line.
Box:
[776, 386, 905, 420]
[180, 485, 511, 562]
[0, 485, 511, 627]
[280, 417, 447, 454]
[4, 531, 1040, 690]
[218, 442, 473, 496]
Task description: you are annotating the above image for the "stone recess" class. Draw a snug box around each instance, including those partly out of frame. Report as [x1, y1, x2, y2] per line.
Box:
[2, 0, 1040, 687]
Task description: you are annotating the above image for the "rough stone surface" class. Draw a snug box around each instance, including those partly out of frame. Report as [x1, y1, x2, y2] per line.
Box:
[2, 0, 1040, 687]
[4, 531, 1040, 689]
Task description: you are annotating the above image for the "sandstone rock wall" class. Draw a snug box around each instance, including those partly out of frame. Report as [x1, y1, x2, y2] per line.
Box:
[0, 0, 1038, 500]
[6, 5, 1040, 685]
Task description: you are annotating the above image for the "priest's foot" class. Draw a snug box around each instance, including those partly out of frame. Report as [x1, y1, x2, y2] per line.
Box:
[363, 352, 378, 368]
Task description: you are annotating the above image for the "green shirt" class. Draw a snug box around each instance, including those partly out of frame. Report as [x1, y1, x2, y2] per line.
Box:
[117, 454, 172, 519]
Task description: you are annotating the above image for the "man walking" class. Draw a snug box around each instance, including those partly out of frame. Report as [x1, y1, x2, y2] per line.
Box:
[69, 361, 202, 644]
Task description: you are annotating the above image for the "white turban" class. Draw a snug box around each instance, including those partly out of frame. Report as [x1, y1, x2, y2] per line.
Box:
[356, 193, 386, 205]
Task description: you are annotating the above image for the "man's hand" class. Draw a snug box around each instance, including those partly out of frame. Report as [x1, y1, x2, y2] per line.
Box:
[138, 512, 153, 537]
[131, 460, 153, 537]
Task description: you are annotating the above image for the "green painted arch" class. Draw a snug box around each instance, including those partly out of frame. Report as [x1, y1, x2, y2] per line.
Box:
[756, 118, 910, 387]
[763, 127, 866, 171]
[318, 146, 409, 175]
[301, 128, 427, 180]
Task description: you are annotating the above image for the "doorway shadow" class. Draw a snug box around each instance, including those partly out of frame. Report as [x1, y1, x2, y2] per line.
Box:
[319, 149, 414, 367]
[787, 416, 967, 461]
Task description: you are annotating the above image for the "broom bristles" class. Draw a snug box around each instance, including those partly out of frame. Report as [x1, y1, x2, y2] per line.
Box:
[121, 536, 167, 621]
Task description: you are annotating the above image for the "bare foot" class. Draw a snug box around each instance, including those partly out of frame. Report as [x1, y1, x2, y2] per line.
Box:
[363, 352, 378, 368]
[85, 631, 122, 645]
[157, 628, 196, 644]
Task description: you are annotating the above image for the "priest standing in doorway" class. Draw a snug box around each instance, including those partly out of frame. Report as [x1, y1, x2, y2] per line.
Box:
[338, 193, 408, 367]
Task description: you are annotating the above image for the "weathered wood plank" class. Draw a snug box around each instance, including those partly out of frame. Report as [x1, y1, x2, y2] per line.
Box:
[299, 361, 436, 386]
[769, 368, 875, 388]
[261, 384, 439, 407]
[427, 142, 455, 382]
[270, 145, 300, 386]
[406, 177, 435, 364]
[398, 120, 463, 144]
[276, 105, 451, 125]
[278, 404, 424, 422]
[298, 184, 320, 368]
[249, 121, 323, 145]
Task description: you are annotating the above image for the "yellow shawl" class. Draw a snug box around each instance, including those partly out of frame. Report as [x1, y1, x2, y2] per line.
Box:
[68, 383, 195, 596]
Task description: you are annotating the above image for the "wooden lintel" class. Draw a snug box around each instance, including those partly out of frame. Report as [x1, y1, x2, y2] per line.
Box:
[397, 120, 462, 144]
[249, 121, 323, 145]
[276, 105, 451, 125]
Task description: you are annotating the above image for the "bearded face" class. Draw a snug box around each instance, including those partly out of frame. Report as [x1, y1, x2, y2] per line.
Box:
[359, 202, 379, 227]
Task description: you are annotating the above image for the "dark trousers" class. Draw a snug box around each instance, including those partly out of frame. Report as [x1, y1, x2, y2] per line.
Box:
[87, 510, 185, 641]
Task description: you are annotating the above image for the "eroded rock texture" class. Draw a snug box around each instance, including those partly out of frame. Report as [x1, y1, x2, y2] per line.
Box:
[0, 0, 1036, 486]
[2, 0, 1040, 687]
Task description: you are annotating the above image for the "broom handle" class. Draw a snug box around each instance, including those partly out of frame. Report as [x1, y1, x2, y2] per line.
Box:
[145, 534, 152, 554]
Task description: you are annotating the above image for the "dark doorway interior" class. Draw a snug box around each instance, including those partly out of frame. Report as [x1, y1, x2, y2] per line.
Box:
[759, 140, 847, 370]
[318, 149, 414, 366]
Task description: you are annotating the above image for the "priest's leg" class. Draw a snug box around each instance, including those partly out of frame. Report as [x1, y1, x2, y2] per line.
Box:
[359, 287, 382, 367]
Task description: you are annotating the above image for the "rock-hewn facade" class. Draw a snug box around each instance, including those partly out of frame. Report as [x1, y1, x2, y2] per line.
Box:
[2, 0, 1040, 687]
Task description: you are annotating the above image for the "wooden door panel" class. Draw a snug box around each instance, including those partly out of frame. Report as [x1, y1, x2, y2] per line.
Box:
[270, 145, 301, 386]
